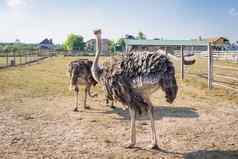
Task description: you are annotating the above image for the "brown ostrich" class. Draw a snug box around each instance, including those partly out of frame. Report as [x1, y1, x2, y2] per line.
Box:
[68, 59, 98, 111]
[91, 30, 178, 149]
[68, 59, 115, 111]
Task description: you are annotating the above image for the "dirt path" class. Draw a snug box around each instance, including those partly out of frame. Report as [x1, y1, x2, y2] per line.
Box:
[0, 92, 237, 159]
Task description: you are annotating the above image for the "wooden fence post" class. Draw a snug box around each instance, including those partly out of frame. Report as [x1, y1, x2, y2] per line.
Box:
[6, 52, 9, 66]
[165, 46, 168, 57]
[13, 52, 16, 64]
[181, 45, 184, 80]
[25, 52, 27, 63]
[208, 43, 213, 89]
[20, 51, 22, 64]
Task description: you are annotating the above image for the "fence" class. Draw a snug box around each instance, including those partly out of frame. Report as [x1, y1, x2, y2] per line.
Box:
[195, 51, 238, 62]
[178, 47, 238, 92]
[0, 49, 48, 68]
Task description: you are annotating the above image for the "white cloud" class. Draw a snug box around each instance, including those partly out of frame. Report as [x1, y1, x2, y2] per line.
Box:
[229, 8, 238, 16]
[5, 0, 32, 9]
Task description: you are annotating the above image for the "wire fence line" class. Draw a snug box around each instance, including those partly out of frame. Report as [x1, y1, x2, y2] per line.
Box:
[0, 49, 51, 69]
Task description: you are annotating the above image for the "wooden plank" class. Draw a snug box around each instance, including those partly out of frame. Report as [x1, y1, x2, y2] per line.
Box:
[214, 65, 238, 71]
[215, 74, 238, 81]
[213, 82, 238, 92]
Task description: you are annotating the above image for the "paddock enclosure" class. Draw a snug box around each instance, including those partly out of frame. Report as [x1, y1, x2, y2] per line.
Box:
[0, 56, 237, 159]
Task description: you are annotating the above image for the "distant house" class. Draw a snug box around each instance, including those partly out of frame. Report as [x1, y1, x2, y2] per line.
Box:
[85, 39, 111, 55]
[38, 38, 55, 56]
[205, 37, 230, 51]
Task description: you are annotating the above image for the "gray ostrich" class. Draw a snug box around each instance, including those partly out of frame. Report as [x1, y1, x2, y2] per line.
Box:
[68, 59, 98, 111]
[91, 30, 178, 149]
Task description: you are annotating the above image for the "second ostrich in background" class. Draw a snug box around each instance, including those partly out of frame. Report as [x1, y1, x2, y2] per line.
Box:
[68, 59, 115, 111]
[91, 30, 178, 149]
[68, 59, 98, 111]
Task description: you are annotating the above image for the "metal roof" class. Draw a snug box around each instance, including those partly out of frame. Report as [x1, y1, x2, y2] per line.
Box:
[125, 39, 209, 46]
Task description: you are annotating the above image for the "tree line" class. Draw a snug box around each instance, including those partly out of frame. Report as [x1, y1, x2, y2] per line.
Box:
[0, 32, 148, 53]
[63, 32, 147, 53]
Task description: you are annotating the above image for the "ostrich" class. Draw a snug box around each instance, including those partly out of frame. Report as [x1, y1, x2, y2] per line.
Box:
[68, 59, 114, 111]
[91, 30, 178, 149]
[68, 59, 98, 111]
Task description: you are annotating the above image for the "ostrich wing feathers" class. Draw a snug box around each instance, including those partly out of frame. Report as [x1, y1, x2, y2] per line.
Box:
[120, 51, 174, 88]
[101, 51, 176, 114]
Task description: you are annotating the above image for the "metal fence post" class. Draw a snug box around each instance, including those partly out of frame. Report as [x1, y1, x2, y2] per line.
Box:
[165, 46, 168, 57]
[181, 45, 184, 80]
[208, 43, 213, 89]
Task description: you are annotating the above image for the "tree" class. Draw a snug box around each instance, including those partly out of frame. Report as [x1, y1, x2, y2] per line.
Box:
[109, 38, 126, 53]
[64, 33, 85, 51]
[108, 40, 117, 53]
[137, 32, 146, 40]
[117, 38, 125, 51]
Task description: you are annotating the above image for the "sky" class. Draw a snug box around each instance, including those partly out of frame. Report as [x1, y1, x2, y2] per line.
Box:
[0, 0, 238, 44]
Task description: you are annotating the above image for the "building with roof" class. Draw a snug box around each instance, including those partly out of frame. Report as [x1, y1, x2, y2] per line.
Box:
[85, 38, 111, 55]
[205, 37, 230, 51]
[38, 38, 55, 56]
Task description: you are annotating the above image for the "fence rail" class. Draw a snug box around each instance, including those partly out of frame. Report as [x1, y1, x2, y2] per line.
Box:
[0, 50, 48, 68]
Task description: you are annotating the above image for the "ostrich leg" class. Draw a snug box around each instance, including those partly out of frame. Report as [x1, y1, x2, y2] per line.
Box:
[148, 105, 159, 149]
[88, 84, 97, 98]
[110, 100, 115, 109]
[106, 98, 115, 109]
[83, 86, 90, 109]
[126, 106, 136, 148]
[74, 87, 79, 112]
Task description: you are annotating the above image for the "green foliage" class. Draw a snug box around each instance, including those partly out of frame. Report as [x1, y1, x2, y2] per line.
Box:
[0, 43, 36, 53]
[55, 44, 64, 51]
[137, 32, 146, 40]
[64, 33, 85, 51]
[109, 38, 125, 53]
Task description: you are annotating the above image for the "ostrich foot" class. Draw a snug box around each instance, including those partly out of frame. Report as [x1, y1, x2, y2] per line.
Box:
[84, 106, 90, 110]
[149, 144, 160, 150]
[110, 105, 116, 109]
[125, 143, 136, 149]
[73, 108, 79, 112]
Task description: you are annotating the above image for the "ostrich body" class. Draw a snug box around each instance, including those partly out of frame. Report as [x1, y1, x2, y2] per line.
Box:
[91, 30, 178, 149]
[68, 59, 98, 111]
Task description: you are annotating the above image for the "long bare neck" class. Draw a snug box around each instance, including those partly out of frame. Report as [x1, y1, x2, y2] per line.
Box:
[91, 32, 102, 82]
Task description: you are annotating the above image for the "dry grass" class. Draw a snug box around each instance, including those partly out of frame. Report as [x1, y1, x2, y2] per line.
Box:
[0, 56, 237, 159]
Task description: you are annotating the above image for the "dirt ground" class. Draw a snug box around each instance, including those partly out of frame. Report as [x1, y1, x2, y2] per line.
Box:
[0, 57, 238, 159]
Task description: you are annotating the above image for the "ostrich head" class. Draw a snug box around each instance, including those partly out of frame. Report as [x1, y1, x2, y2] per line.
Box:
[160, 62, 178, 104]
[94, 29, 101, 38]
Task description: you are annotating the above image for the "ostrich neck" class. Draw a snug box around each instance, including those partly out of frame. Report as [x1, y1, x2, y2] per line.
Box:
[92, 35, 102, 82]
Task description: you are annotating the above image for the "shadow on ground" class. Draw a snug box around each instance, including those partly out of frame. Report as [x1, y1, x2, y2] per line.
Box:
[103, 106, 199, 120]
[184, 150, 238, 159]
